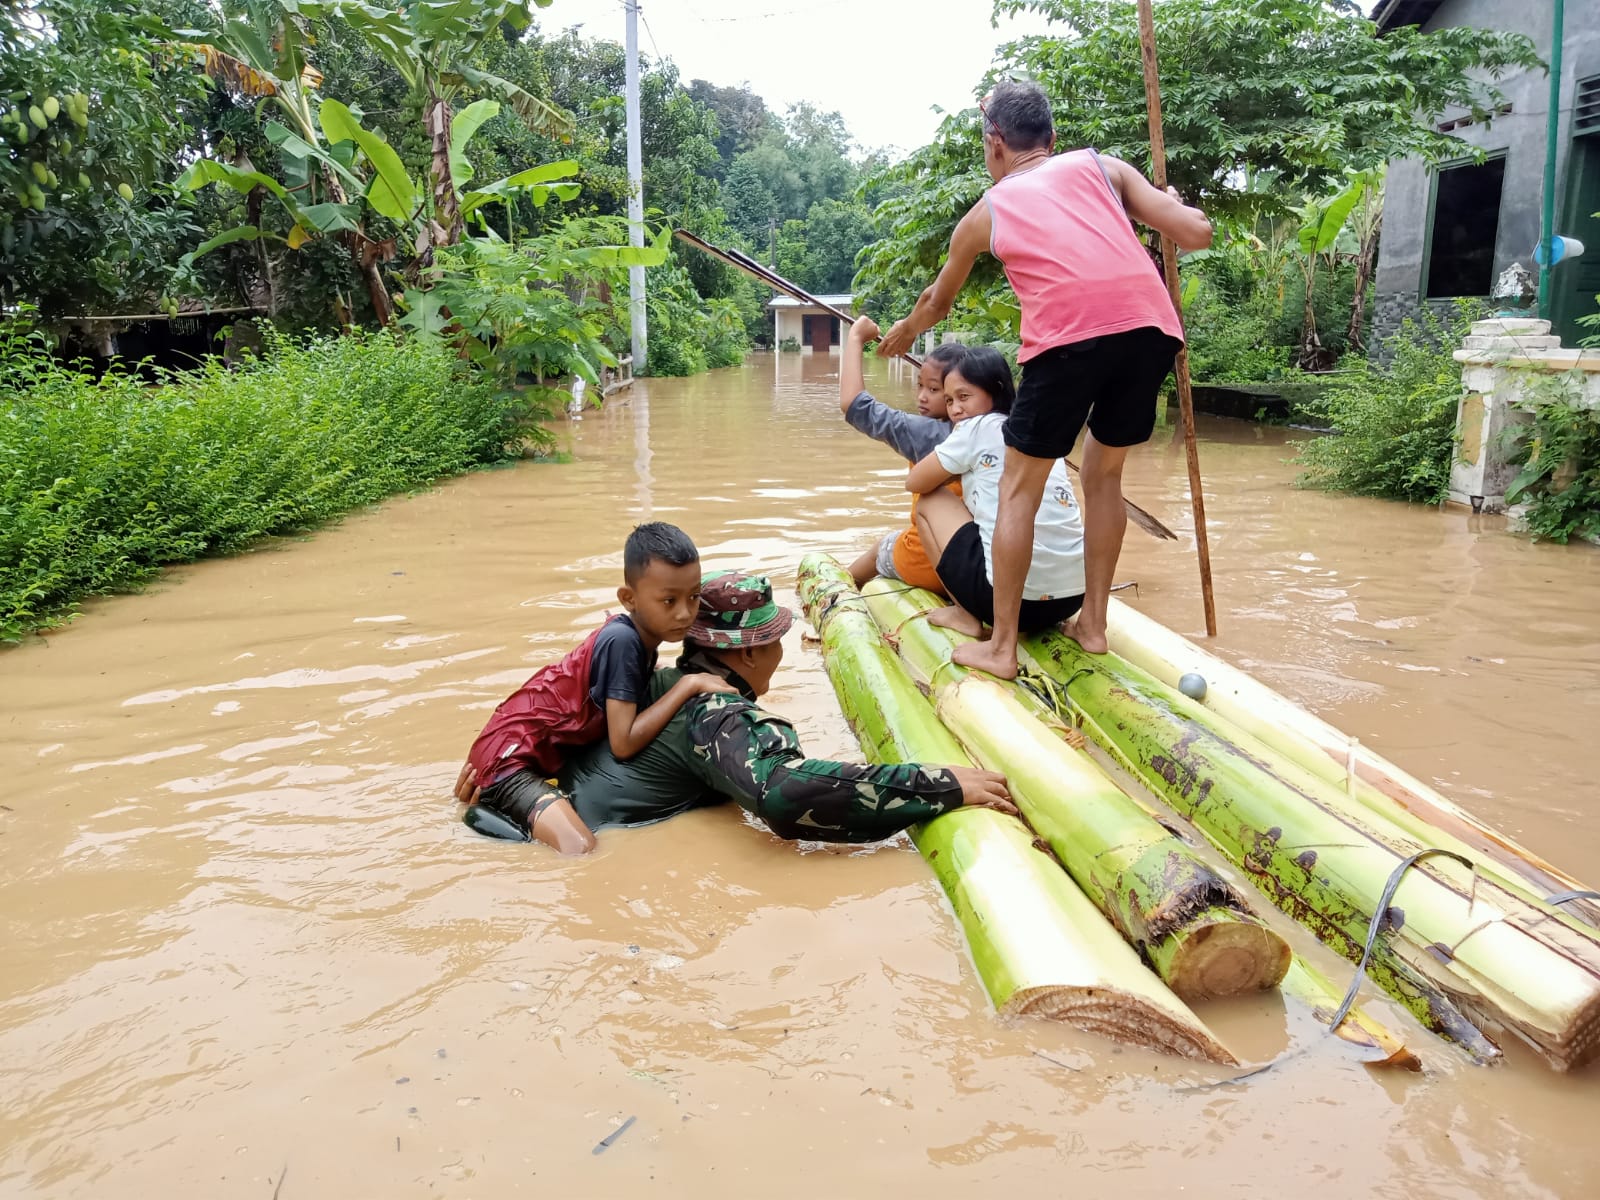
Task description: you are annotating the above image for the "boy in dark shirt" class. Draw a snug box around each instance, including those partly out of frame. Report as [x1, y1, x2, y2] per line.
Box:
[462, 522, 733, 851]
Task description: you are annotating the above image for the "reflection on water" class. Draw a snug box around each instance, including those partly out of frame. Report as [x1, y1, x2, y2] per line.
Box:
[1, 352, 1597, 1198]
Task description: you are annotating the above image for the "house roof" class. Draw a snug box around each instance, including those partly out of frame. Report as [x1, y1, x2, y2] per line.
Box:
[767, 293, 853, 310]
[1373, 0, 1444, 33]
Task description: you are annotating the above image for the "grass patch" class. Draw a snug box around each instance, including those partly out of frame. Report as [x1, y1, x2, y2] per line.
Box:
[1, 325, 544, 641]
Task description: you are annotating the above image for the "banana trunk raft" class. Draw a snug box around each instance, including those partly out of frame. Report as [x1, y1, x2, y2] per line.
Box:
[799, 554, 1600, 1072]
[796, 556, 1237, 1065]
[798, 555, 1420, 1070]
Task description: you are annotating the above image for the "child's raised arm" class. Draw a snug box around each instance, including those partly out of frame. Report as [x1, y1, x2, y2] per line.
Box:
[606, 673, 735, 760]
[839, 315, 880, 415]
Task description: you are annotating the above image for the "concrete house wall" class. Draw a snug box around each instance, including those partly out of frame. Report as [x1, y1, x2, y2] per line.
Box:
[1371, 2, 1600, 349]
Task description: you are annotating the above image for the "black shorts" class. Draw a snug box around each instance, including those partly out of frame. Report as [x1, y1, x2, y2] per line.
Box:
[935, 521, 1083, 632]
[1004, 326, 1182, 460]
[481, 768, 568, 827]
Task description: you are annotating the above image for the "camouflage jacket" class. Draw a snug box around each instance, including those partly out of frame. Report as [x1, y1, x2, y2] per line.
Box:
[686, 690, 964, 843]
[562, 654, 963, 842]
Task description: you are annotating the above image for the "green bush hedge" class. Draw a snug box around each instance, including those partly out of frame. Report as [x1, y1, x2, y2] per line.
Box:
[1293, 307, 1471, 504]
[1, 326, 534, 640]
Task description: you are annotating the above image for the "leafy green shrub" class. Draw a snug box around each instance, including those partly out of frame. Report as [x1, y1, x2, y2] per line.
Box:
[1294, 307, 1472, 503]
[777, 336, 800, 353]
[644, 258, 750, 377]
[0, 322, 531, 640]
[1505, 376, 1600, 543]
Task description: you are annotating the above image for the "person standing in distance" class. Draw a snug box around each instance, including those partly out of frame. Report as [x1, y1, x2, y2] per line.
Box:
[876, 80, 1212, 677]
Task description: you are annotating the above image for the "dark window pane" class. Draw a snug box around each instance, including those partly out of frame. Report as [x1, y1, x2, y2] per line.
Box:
[1426, 157, 1506, 298]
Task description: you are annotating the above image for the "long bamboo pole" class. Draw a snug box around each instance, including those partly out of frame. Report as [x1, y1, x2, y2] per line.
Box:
[1136, 0, 1218, 635]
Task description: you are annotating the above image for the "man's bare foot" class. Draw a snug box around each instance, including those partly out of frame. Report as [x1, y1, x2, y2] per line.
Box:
[926, 605, 985, 638]
[951, 637, 1020, 680]
[1059, 616, 1109, 655]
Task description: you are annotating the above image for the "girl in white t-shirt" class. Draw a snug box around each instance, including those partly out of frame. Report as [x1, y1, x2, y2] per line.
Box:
[904, 346, 1086, 638]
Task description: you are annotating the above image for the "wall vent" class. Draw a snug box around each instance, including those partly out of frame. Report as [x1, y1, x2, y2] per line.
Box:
[1577, 76, 1600, 137]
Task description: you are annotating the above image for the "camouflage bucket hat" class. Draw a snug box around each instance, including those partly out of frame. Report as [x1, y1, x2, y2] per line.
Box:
[686, 570, 794, 649]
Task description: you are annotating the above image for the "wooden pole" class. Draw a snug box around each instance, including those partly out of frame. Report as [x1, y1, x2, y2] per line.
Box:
[1136, 0, 1218, 637]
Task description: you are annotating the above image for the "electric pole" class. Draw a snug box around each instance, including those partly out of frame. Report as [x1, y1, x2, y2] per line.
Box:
[625, 0, 647, 368]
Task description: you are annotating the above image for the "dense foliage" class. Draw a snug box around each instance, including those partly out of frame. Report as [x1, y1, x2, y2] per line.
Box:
[0, 319, 527, 640]
[853, 0, 1537, 378]
[2, 1, 880, 367]
[1506, 377, 1600, 544]
[1293, 308, 1476, 504]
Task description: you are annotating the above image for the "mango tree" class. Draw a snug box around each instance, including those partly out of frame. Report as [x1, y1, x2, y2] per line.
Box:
[1, 1, 207, 314]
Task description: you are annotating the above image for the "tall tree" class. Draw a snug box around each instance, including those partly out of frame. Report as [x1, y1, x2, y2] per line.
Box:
[686, 79, 775, 173]
[858, 0, 1539, 309]
[1, 0, 210, 314]
[723, 154, 775, 246]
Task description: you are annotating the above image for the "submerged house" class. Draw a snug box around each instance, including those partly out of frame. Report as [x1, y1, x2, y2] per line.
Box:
[1371, 2, 1600, 347]
[768, 293, 852, 351]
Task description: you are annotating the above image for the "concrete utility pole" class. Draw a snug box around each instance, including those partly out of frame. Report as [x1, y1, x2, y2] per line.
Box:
[625, 0, 647, 367]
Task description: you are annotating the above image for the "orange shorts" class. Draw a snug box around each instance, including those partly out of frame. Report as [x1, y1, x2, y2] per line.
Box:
[890, 483, 962, 595]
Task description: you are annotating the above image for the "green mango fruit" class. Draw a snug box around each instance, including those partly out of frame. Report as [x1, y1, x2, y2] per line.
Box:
[78, 171, 91, 190]
[45, 170, 58, 188]
[117, 182, 133, 201]
[28, 105, 46, 129]
[31, 161, 47, 184]
[42, 96, 60, 121]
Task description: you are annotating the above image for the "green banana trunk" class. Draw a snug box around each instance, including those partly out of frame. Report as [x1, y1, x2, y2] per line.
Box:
[861, 580, 1289, 1000]
[1103, 599, 1600, 932]
[796, 555, 1236, 1064]
[1025, 628, 1600, 1071]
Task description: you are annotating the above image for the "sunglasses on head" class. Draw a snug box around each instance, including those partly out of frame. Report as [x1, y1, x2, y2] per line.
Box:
[979, 93, 1005, 140]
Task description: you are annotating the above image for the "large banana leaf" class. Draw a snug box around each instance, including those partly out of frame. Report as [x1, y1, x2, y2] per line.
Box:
[448, 99, 500, 193]
[319, 100, 418, 225]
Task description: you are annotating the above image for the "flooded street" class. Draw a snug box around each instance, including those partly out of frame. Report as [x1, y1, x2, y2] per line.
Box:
[3, 350, 1598, 1197]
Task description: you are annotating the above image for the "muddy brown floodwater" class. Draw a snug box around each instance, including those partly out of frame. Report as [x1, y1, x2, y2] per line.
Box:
[3, 351, 1599, 1198]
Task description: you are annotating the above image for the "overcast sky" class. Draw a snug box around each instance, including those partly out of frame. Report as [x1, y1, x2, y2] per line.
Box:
[531, 0, 1059, 157]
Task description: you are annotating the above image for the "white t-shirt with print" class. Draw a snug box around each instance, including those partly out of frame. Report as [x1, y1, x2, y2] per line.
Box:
[934, 411, 1086, 601]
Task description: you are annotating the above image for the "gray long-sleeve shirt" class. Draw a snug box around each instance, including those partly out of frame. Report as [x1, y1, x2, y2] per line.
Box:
[844, 391, 952, 463]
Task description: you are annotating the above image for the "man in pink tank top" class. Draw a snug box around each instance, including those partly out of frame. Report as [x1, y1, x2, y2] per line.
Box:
[877, 81, 1211, 678]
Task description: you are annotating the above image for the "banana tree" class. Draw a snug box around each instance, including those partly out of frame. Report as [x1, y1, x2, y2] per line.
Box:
[1343, 169, 1385, 355]
[178, 1, 398, 322]
[329, 1, 574, 253]
[1294, 171, 1377, 370]
[180, 99, 576, 319]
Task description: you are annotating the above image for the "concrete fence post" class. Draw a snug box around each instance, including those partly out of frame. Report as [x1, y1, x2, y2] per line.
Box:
[1449, 318, 1600, 513]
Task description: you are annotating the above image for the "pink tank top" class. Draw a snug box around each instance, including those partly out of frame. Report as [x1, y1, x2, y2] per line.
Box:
[986, 150, 1183, 362]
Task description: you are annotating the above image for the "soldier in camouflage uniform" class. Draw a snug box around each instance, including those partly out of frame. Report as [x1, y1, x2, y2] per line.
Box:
[455, 571, 1013, 846]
